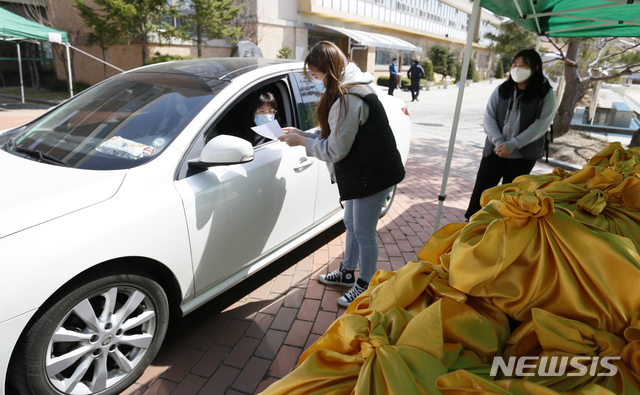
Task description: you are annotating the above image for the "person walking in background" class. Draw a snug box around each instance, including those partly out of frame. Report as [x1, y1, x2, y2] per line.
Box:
[407, 59, 425, 102]
[279, 41, 405, 307]
[388, 57, 399, 96]
[465, 49, 556, 221]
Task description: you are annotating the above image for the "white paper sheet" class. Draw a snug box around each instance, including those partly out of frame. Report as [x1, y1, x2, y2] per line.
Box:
[251, 120, 285, 140]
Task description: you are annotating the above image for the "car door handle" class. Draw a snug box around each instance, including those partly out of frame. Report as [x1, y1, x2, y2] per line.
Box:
[293, 157, 316, 171]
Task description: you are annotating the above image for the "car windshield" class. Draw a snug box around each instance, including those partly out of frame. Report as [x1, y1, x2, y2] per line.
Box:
[4, 72, 225, 170]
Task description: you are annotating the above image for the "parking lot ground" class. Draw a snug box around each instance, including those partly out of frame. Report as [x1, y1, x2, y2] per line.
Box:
[2, 84, 558, 395]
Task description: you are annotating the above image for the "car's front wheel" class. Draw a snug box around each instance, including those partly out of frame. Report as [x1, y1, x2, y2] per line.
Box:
[11, 273, 169, 395]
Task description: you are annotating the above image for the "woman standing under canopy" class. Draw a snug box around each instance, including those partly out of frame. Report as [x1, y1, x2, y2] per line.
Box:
[465, 49, 556, 220]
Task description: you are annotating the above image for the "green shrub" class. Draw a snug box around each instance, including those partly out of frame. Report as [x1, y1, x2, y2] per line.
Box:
[41, 77, 69, 92]
[144, 52, 195, 65]
[455, 58, 478, 83]
[421, 60, 435, 82]
[379, 76, 424, 89]
[401, 77, 425, 89]
[41, 78, 91, 93]
[74, 81, 92, 93]
[277, 46, 294, 59]
[495, 60, 504, 79]
[377, 76, 390, 87]
[429, 44, 457, 81]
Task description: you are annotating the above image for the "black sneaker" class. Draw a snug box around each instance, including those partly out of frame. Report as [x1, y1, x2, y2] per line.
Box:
[319, 267, 355, 286]
[337, 282, 367, 307]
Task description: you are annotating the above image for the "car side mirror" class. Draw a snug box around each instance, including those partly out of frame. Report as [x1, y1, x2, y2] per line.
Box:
[191, 135, 254, 168]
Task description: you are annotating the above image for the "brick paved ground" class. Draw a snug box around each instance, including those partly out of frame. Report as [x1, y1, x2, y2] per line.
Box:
[1, 83, 561, 395]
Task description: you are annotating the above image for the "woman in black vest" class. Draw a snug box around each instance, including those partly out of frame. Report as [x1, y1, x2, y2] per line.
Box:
[279, 41, 405, 307]
[465, 49, 556, 220]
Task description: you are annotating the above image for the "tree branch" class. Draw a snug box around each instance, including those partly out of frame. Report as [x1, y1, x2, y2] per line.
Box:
[590, 63, 640, 82]
[587, 38, 611, 77]
[596, 42, 640, 65]
[548, 37, 577, 67]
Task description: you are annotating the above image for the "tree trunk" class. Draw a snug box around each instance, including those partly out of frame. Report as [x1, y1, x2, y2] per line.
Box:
[26, 44, 36, 89]
[197, 24, 202, 58]
[141, 19, 147, 64]
[54, 44, 69, 85]
[142, 39, 147, 64]
[30, 43, 40, 91]
[102, 47, 107, 80]
[552, 40, 585, 138]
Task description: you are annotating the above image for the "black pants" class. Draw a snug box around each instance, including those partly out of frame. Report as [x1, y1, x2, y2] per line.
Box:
[464, 153, 537, 219]
[410, 79, 420, 100]
[388, 76, 397, 95]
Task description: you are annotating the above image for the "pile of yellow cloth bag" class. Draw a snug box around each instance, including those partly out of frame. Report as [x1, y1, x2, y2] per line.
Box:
[260, 143, 640, 395]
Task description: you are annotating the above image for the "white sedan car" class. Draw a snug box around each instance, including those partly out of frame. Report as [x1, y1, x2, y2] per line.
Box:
[0, 58, 410, 395]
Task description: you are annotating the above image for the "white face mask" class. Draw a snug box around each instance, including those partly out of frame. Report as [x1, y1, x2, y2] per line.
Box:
[511, 67, 532, 83]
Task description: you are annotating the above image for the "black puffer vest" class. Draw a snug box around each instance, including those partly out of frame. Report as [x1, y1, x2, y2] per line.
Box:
[482, 88, 547, 160]
[333, 85, 405, 200]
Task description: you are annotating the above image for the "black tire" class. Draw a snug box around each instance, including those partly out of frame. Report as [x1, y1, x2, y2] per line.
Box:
[379, 185, 397, 218]
[10, 273, 169, 395]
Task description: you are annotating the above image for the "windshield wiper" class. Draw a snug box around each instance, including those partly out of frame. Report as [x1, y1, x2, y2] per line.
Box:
[7, 138, 69, 166]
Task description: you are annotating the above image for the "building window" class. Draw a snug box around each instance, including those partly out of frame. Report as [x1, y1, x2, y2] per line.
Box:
[402, 52, 412, 66]
[375, 49, 392, 65]
[308, 35, 337, 48]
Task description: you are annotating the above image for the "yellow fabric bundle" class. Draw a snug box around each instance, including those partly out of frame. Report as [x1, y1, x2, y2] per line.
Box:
[260, 143, 640, 395]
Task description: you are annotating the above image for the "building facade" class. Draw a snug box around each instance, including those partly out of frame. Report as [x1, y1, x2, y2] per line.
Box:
[231, 0, 501, 81]
[0, 0, 500, 86]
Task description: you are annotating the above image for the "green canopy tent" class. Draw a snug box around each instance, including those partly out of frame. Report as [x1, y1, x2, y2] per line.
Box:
[434, 0, 640, 231]
[0, 6, 71, 104]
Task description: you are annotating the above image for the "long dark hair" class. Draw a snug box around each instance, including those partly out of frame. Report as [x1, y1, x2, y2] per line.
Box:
[303, 41, 348, 139]
[499, 49, 551, 102]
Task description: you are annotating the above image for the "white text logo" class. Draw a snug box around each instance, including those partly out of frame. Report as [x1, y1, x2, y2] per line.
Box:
[490, 356, 621, 377]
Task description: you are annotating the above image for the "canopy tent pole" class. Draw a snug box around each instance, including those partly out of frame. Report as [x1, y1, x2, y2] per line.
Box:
[69, 44, 125, 72]
[527, 0, 542, 34]
[16, 42, 25, 104]
[66, 43, 74, 98]
[433, 0, 482, 232]
[589, 80, 602, 125]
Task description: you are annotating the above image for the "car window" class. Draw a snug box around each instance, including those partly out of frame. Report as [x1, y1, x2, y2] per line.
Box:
[176, 79, 294, 180]
[203, 81, 291, 147]
[3, 72, 225, 170]
[291, 72, 321, 132]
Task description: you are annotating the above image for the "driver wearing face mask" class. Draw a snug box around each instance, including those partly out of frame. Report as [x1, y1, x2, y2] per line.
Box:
[249, 91, 279, 146]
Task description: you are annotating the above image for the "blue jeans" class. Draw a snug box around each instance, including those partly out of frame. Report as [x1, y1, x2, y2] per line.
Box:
[342, 186, 394, 283]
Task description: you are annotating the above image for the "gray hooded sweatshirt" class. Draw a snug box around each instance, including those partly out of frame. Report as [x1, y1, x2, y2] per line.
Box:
[304, 62, 375, 181]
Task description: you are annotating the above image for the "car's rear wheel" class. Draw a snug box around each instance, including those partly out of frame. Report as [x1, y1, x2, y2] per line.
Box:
[379, 185, 397, 218]
[10, 273, 169, 395]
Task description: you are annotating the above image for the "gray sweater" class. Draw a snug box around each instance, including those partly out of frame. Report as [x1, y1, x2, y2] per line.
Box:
[484, 85, 556, 159]
[304, 63, 374, 180]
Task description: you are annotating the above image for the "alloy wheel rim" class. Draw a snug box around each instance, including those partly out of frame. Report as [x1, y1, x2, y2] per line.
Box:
[383, 188, 394, 208]
[45, 285, 157, 394]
